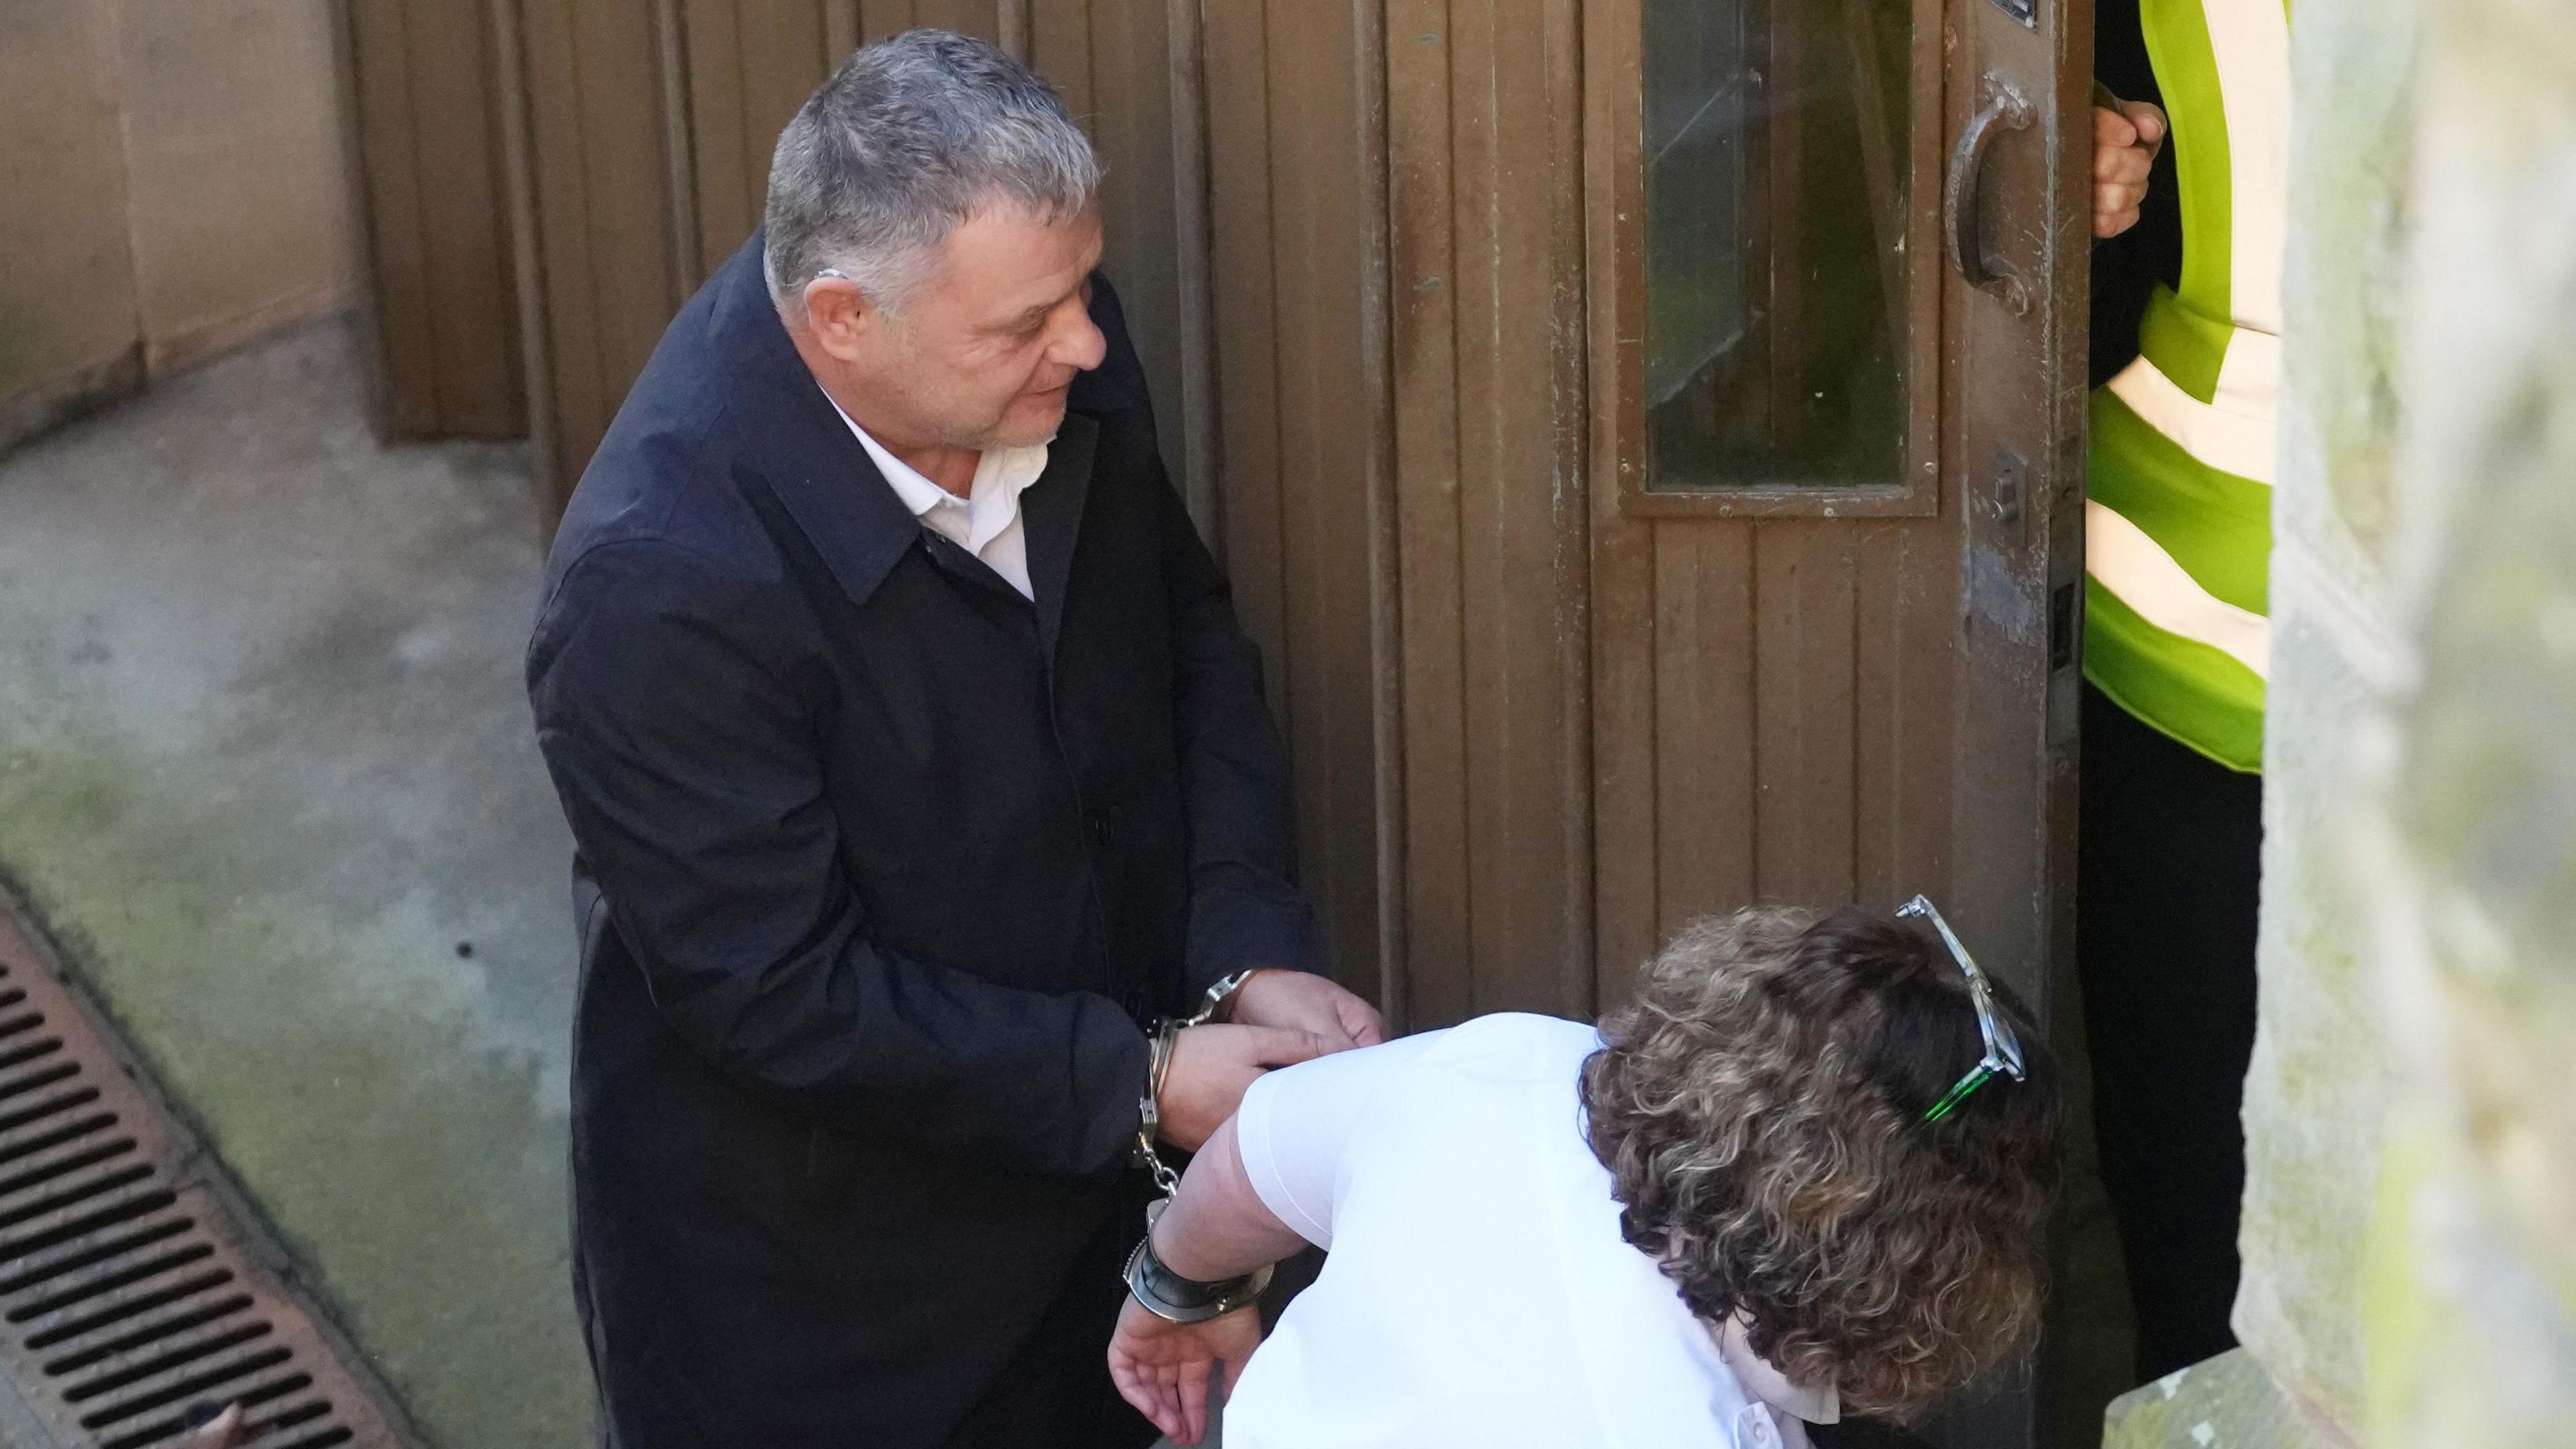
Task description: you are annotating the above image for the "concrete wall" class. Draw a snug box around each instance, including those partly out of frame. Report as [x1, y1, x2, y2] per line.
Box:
[0, 0, 360, 451]
[0, 1, 146, 448]
[2116, 0, 2576, 1442]
[2233, 0, 2418, 1430]
[2355, 0, 2576, 1436]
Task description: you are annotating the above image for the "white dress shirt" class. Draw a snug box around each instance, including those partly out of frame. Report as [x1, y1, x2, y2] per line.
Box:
[824, 392, 1049, 600]
[1226, 1013, 1838, 1449]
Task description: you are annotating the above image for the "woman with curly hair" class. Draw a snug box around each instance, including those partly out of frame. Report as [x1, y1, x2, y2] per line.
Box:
[1106, 902, 2059, 1447]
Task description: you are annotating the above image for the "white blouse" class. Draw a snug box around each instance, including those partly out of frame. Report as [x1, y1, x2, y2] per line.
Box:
[1224, 1012, 1835, 1449]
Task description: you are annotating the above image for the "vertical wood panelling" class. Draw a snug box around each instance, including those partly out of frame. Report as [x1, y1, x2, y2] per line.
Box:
[1163, 0, 1218, 529]
[681, 1, 751, 276]
[515, 0, 687, 503]
[578, 7, 690, 380]
[657, 0, 703, 290]
[515, 0, 606, 495]
[1580, 0, 1658, 1000]
[858, 0, 916, 44]
[1389, 0, 1592, 1025]
[1265, 0, 1387, 1006]
[405, 0, 527, 437]
[349, 0, 526, 439]
[1454, 0, 1577, 1015]
[910, 0, 1001, 42]
[1540, 0, 1596, 1020]
[1587, 511, 1660, 1001]
[684, 1, 835, 279]
[1851, 519, 1955, 905]
[352, 2, 435, 435]
[1204, 0, 1285, 696]
[1083, 0, 1185, 494]
[1750, 526, 1860, 904]
[1648, 524, 1756, 934]
[1030, 0, 1094, 117]
[1386, 0, 1470, 1026]
[1203, 0, 1393, 1003]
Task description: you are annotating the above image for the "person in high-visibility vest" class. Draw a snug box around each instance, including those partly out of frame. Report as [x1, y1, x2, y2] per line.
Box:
[2082, 0, 2288, 1386]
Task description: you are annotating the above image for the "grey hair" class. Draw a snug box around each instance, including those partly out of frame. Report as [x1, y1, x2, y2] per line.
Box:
[762, 30, 1098, 315]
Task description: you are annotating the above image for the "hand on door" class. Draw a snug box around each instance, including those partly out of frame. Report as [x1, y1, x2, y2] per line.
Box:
[2092, 97, 2168, 239]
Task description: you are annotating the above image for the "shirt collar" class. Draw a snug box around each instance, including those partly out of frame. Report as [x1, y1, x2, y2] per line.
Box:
[822, 390, 963, 517]
[820, 388, 1053, 523]
[1718, 1313, 1841, 1425]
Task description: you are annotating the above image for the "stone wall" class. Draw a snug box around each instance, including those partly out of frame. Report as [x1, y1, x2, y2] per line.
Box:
[2234, 0, 2416, 1430]
[2357, 0, 2576, 1438]
[2173, 0, 2576, 1443]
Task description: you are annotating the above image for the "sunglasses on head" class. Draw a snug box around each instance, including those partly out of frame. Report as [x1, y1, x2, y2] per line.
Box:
[1895, 896, 2027, 1124]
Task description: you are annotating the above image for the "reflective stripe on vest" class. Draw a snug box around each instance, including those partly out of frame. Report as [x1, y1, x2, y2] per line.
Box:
[2086, 499, 2269, 678]
[2084, 0, 2289, 773]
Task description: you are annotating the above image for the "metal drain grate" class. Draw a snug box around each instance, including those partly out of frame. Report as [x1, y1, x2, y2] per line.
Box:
[0, 909, 413, 1449]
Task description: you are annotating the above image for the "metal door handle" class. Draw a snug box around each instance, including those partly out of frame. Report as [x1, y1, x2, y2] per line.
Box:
[1944, 79, 2035, 313]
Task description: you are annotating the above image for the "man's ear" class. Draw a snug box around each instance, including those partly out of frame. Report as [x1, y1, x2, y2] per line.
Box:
[800, 275, 877, 361]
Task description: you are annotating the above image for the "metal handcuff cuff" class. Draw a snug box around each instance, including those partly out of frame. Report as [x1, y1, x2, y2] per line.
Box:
[1122, 969, 1275, 1323]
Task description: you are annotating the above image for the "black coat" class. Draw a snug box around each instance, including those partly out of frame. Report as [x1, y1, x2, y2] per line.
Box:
[527, 233, 1316, 1448]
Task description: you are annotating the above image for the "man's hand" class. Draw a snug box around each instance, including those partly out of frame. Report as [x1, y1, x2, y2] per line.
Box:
[1230, 969, 1385, 1051]
[2092, 99, 2167, 239]
[1159, 1023, 1330, 1150]
[1108, 1297, 1263, 1445]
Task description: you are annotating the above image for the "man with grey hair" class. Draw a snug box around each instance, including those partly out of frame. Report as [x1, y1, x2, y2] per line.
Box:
[528, 30, 1379, 1448]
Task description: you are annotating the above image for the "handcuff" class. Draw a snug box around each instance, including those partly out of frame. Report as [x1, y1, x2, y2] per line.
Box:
[1123, 969, 1275, 1322]
[1132, 968, 1259, 1195]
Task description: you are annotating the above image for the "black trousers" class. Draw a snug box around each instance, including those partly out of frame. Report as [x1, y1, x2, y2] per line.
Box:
[944, 1182, 1160, 1449]
[2078, 684, 2263, 1384]
[584, 1176, 1159, 1449]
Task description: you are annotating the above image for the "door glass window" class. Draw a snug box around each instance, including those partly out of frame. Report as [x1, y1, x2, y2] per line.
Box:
[1644, 0, 1912, 491]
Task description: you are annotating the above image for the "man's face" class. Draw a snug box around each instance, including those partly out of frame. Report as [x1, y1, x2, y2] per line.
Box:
[815, 205, 1108, 453]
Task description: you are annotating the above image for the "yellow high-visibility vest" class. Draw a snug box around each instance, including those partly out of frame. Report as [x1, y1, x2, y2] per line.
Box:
[2085, 0, 2290, 773]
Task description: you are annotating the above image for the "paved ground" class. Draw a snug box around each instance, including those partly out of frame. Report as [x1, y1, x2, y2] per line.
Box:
[0, 320, 589, 1446]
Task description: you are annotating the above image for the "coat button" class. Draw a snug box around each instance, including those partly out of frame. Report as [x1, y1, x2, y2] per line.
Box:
[1120, 987, 1148, 1019]
[1089, 811, 1114, 846]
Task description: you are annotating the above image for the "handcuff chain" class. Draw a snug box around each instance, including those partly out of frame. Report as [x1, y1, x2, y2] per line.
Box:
[1132, 969, 1259, 1199]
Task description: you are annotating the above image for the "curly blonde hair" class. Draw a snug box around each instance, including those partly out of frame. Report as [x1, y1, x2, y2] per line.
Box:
[1580, 906, 2059, 1423]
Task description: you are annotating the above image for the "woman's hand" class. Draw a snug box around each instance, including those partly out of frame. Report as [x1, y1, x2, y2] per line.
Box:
[1107, 1297, 1264, 1445]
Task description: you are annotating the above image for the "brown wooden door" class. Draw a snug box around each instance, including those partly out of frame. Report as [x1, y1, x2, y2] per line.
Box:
[1389, 0, 2086, 1010]
[1582, 0, 2088, 1055]
[1582, 0, 2100, 1440]
[1383, 0, 2100, 1436]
